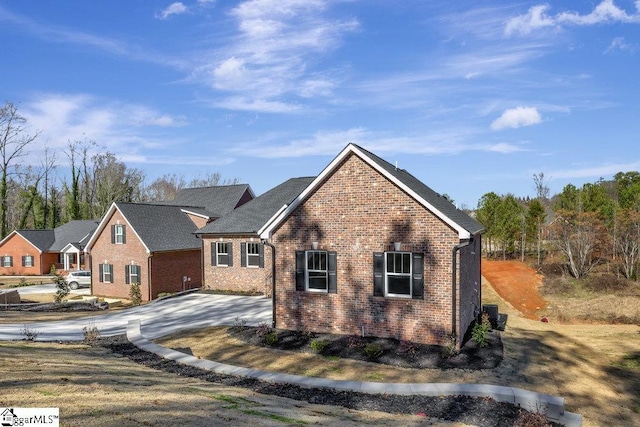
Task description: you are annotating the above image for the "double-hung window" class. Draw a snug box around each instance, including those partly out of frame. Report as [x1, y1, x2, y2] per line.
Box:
[125, 265, 141, 284]
[99, 263, 113, 283]
[22, 255, 34, 267]
[295, 250, 337, 293]
[211, 242, 233, 266]
[373, 251, 424, 299]
[241, 242, 263, 268]
[112, 224, 126, 244]
[2, 256, 13, 267]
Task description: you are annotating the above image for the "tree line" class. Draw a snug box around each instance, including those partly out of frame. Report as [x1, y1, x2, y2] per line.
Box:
[0, 101, 237, 237]
[476, 171, 640, 280]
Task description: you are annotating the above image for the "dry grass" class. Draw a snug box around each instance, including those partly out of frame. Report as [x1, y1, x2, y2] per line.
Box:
[0, 341, 443, 426]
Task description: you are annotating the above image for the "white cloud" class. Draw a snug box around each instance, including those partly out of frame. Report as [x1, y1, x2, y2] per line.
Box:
[605, 36, 635, 53]
[549, 161, 640, 179]
[157, 2, 188, 20]
[491, 106, 542, 130]
[505, 1, 640, 36]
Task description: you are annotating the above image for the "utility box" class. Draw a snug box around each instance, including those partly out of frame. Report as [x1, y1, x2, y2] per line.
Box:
[482, 304, 499, 329]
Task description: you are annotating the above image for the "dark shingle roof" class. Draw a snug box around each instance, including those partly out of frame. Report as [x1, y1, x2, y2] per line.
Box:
[16, 230, 55, 251]
[50, 220, 99, 251]
[197, 177, 315, 235]
[116, 202, 201, 252]
[165, 184, 252, 217]
[354, 144, 485, 235]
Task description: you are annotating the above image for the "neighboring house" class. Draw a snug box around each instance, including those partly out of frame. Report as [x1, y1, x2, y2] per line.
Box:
[257, 144, 485, 347]
[197, 177, 315, 296]
[86, 184, 253, 301]
[0, 220, 98, 275]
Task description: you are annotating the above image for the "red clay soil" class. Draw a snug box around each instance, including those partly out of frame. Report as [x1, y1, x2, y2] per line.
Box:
[482, 259, 547, 320]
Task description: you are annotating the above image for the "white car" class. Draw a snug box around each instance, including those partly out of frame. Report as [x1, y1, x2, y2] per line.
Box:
[64, 270, 91, 290]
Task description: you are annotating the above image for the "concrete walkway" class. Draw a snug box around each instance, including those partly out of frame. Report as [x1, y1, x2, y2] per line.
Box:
[0, 293, 272, 341]
[127, 320, 582, 427]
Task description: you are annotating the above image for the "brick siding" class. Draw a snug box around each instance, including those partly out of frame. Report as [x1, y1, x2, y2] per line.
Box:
[271, 153, 476, 346]
[0, 233, 46, 275]
[202, 236, 272, 296]
[90, 209, 202, 301]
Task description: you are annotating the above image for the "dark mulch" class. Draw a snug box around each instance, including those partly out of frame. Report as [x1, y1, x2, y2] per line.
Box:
[7, 302, 107, 312]
[98, 335, 557, 427]
[228, 326, 503, 370]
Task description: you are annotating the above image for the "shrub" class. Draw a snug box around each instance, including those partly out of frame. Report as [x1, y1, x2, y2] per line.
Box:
[50, 264, 57, 275]
[53, 274, 69, 304]
[232, 316, 247, 330]
[441, 333, 458, 358]
[346, 335, 363, 348]
[129, 283, 142, 306]
[263, 331, 278, 346]
[21, 325, 40, 341]
[364, 343, 383, 360]
[310, 339, 328, 354]
[398, 340, 417, 355]
[255, 322, 272, 338]
[83, 321, 101, 345]
[472, 312, 491, 348]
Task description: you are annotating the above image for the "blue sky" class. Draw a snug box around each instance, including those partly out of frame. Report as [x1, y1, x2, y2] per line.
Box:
[1, 0, 639, 208]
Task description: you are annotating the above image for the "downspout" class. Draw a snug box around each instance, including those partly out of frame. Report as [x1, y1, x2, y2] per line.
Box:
[147, 254, 152, 302]
[262, 240, 276, 328]
[452, 239, 472, 342]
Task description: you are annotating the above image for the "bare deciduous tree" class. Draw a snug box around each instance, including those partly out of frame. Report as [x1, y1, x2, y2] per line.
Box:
[615, 209, 640, 279]
[0, 101, 40, 236]
[552, 210, 607, 278]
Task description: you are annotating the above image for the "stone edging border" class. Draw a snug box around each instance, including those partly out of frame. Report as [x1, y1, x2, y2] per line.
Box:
[126, 319, 582, 427]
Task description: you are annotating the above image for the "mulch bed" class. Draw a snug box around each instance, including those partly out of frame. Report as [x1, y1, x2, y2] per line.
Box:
[99, 335, 557, 427]
[228, 326, 503, 370]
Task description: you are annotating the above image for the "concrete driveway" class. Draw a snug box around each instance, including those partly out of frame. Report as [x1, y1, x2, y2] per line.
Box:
[0, 293, 272, 341]
[16, 283, 90, 296]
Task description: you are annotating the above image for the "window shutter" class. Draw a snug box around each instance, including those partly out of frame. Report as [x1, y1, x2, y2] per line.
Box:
[412, 252, 424, 300]
[228, 242, 233, 266]
[125, 265, 130, 284]
[258, 243, 264, 268]
[122, 226, 126, 244]
[241, 242, 247, 267]
[328, 251, 337, 293]
[211, 242, 217, 266]
[21, 256, 26, 267]
[111, 225, 115, 244]
[99, 264, 104, 282]
[295, 250, 305, 291]
[373, 252, 384, 296]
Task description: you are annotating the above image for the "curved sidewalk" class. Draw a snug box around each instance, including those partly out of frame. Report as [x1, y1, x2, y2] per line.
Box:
[126, 319, 582, 427]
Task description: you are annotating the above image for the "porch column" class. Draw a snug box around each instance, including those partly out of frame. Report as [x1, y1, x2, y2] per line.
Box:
[63, 253, 70, 270]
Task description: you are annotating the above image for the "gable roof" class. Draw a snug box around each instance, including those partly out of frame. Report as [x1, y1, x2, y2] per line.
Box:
[4, 230, 55, 252]
[260, 144, 485, 240]
[163, 184, 254, 217]
[86, 202, 201, 254]
[50, 220, 99, 251]
[196, 177, 315, 236]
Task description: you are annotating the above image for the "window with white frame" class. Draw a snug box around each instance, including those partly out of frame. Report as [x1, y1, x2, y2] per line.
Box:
[246, 242, 260, 267]
[126, 264, 140, 284]
[385, 252, 412, 296]
[100, 263, 113, 283]
[2, 256, 13, 267]
[22, 255, 34, 267]
[114, 224, 125, 244]
[295, 249, 337, 293]
[373, 251, 424, 299]
[213, 242, 232, 266]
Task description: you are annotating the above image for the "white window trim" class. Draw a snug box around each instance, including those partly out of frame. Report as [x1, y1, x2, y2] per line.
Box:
[385, 251, 412, 298]
[305, 250, 328, 293]
[129, 265, 140, 284]
[103, 264, 113, 283]
[24, 255, 34, 267]
[216, 242, 229, 267]
[2, 256, 10, 267]
[114, 224, 125, 244]
[246, 242, 260, 268]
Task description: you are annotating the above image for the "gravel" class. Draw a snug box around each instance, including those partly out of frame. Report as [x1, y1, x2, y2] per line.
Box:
[99, 335, 558, 427]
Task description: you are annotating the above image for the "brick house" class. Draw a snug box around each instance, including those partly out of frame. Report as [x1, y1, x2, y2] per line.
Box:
[86, 185, 253, 301]
[0, 220, 98, 275]
[259, 144, 485, 347]
[197, 177, 315, 296]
